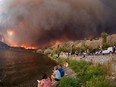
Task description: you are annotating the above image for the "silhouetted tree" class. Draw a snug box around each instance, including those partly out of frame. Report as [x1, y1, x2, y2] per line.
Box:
[101, 32, 108, 44]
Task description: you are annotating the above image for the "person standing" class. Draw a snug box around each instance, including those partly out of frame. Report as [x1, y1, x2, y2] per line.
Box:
[113, 46, 116, 53]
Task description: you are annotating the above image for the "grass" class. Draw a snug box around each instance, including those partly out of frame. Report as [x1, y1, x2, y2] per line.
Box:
[51, 56, 116, 87]
[59, 77, 78, 87]
[112, 56, 116, 62]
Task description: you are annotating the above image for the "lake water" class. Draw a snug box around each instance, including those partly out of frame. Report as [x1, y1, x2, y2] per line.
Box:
[0, 49, 57, 87]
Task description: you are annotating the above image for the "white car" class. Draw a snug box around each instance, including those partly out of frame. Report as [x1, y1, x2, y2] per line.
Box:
[102, 47, 113, 54]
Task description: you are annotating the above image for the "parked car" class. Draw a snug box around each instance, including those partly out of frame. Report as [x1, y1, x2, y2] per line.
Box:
[102, 47, 113, 54]
[95, 51, 101, 55]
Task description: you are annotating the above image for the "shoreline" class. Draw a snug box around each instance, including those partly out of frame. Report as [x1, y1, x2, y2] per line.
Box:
[50, 54, 116, 87]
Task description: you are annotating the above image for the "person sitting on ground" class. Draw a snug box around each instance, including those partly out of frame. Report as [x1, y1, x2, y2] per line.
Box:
[38, 73, 51, 87]
[83, 54, 85, 58]
[90, 59, 95, 64]
[51, 66, 61, 82]
[64, 61, 69, 67]
[58, 64, 65, 77]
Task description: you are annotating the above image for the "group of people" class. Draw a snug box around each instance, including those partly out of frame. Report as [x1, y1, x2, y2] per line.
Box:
[38, 61, 68, 87]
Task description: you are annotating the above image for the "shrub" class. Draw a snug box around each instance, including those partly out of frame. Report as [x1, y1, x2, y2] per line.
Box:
[102, 61, 112, 75]
[85, 65, 104, 77]
[44, 48, 53, 55]
[86, 77, 116, 87]
[102, 43, 111, 49]
[101, 32, 108, 44]
[59, 77, 78, 87]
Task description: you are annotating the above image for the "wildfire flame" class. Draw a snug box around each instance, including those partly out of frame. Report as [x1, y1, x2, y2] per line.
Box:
[6, 31, 67, 49]
[10, 43, 38, 49]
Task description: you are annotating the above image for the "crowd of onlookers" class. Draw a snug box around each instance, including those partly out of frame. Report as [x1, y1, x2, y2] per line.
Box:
[57, 46, 116, 58]
[37, 61, 68, 87]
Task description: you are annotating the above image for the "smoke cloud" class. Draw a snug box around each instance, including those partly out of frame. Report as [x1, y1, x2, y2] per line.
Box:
[0, 0, 116, 48]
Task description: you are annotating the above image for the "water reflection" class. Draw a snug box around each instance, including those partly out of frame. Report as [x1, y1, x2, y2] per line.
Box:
[0, 49, 57, 86]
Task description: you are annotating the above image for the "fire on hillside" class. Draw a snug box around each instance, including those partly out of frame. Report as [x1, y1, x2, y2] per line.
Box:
[10, 43, 38, 49]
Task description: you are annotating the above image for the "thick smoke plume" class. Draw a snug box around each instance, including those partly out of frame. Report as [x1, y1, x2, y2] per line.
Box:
[0, 0, 116, 48]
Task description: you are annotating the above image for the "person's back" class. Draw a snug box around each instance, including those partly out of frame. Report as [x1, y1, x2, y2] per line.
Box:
[54, 69, 61, 80]
[51, 66, 61, 82]
[58, 68, 64, 77]
[58, 65, 65, 77]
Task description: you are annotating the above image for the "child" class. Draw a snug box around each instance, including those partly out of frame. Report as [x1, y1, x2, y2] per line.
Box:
[64, 61, 69, 67]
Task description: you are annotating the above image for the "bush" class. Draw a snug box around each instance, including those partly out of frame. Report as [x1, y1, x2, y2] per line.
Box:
[85, 65, 104, 77]
[102, 61, 112, 75]
[44, 48, 53, 55]
[56, 58, 67, 64]
[102, 43, 111, 49]
[101, 32, 108, 44]
[86, 77, 116, 87]
[59, 77, 78, 87]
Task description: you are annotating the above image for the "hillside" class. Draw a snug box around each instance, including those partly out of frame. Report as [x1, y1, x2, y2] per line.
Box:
[0, 41, 10, 48]
[37, 33, 116, 54]
[54, 34, 116, 49]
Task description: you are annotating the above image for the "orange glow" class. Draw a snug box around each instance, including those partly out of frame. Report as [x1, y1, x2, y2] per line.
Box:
[8, 31, 13, 36]
[10, 43, 38, 49]
[49, 40, 63, 48]
[8, 36, 68, 49]
[50, 36, 68, 47]
[7, 30, 15, 36]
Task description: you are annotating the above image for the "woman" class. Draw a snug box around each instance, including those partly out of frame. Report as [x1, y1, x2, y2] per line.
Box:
[38, 73, 51, 87]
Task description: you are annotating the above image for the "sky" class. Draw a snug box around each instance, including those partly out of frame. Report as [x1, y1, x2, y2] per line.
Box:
[0, 0, 116, 48]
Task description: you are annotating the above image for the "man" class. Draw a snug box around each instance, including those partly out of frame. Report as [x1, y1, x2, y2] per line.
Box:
[57, 64, 65, 77]
[51, 66, 61, 82]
